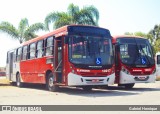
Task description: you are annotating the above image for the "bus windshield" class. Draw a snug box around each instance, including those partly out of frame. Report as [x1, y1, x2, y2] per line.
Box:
[118, 38, 155, 66]
[69, 35, 113, 68]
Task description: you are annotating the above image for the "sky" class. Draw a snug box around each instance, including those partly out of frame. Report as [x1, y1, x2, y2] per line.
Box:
[0, 0, 160, 67]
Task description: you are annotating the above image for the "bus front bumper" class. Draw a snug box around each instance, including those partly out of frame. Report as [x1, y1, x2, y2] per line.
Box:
[67, 72, 115, 86]
[119, 71, 156, 84]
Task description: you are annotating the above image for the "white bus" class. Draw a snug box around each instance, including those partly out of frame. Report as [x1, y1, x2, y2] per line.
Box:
[156, 52, 160, 78]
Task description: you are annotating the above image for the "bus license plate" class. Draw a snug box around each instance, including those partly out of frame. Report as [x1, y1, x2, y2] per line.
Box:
[137, 76, 147, 80]
[92, 79, 99, 83]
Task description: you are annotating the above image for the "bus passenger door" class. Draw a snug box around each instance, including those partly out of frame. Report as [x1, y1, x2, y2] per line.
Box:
[54, 37, 63, 83]
[115, 44, 121, 83]
[8, 52, 14, 81]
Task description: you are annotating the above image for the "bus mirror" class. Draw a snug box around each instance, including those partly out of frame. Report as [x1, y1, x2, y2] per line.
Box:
[115, 44, 120, 51]
[157, 55, 160, 64]
[64, 36, 69, 44]
[115, 44, 119, 66]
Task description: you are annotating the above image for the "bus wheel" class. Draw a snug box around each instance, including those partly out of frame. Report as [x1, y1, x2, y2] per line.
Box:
[124, 83, 135, 89]
[10, 82, 16, 86]
[47, 73, 59, 92]
[16, 73, 23, 87]
[82, 86, 92, 91]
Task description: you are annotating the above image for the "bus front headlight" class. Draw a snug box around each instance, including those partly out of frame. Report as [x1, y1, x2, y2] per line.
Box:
[121, 66, 130, 75]
[152, 68, 156, 74]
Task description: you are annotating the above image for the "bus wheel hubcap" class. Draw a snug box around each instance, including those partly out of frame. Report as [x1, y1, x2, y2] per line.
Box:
[49, 77, 53, 87]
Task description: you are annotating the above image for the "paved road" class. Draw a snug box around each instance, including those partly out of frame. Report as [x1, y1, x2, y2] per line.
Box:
[0, 81, 160, 105]
[0, 80, 160, 114]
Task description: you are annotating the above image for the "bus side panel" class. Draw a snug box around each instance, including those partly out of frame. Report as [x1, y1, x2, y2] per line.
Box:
[20, 58, 53, 84]
[35, 57, 53, 84]
[6, 63, 9, 80]
[63, 44, 70, 85]
[12, 62, 20, 82]
[20, 59, 36, 83]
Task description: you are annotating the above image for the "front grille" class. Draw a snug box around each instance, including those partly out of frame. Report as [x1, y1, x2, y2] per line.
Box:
[85, 79, 104, 83]
[80, 72, 94, 76]
[80, 72, 108, 76]
[134, 76, 149, 81]
[131, 72, 151, 75]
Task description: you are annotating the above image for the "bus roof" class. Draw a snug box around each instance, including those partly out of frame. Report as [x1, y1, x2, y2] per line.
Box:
[22, 25, 68, 46]
[22, 24, 106, 46]
[112, 35, 146, 44]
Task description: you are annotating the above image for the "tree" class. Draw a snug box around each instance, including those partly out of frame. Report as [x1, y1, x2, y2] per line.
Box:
[134, 32, 147, 38]
[124, 25, 160, 53]
[124, 32, 134, 35]
[0, 18, 45, 43]
[147, 24, 160, 53]
[45, 3, 99, 31]
[147, 24, 160, 44]
[124, 32, 147, 37]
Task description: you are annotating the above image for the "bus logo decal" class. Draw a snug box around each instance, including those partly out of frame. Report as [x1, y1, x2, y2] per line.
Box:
[141, 58, 146, 64]
[96, 58, 101, 65]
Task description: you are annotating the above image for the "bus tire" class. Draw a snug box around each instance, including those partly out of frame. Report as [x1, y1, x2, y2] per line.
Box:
[16, 73, 23, 87]
[82, 86, 92, 91]
[10, 82, 16, 86]
[124, 83, 135, 89]
[46, 73, 59, 92]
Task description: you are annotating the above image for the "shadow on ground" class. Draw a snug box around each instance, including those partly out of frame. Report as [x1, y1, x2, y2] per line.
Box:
[1, 82, 160, 98]
[6, 83, 144, 97]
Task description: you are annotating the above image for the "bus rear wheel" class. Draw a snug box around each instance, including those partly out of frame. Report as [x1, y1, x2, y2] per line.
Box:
[118, 83, 135, 89]
[123, 83, 135, 89]
[10, 82, 16, 86]
[46, 73, 59, 92]
[122, 83, 134, 89]
[16, 73, 23, 87]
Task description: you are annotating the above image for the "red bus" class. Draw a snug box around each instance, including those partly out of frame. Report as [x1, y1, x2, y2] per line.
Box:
[112, 35, 156, 89]
[6, 25, 115, 91]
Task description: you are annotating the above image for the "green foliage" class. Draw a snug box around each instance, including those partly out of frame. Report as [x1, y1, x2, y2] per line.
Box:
[0, 22, 19, 39]
[147, 24, 160, 53]
[124, 32, 134, 35]
[0, 18, 45, 43]
[0, 4, 99, 43]
[45, 3, 99, 31]
[134, 32, 147, 38]
[124, 24, 160, 54]
[124, 32, 147, 37]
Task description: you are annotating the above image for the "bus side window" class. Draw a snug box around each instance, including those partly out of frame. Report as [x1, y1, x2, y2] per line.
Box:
[22, 46, 28, 60]
[13, 50, 16, 62]
[45, 37, 54, 56]
[29, 43, 36, 59]
[16, 47, 22, 62]
[36, 40, 44, 58]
